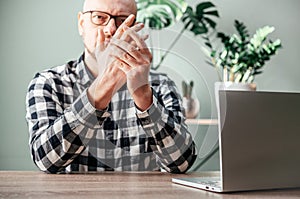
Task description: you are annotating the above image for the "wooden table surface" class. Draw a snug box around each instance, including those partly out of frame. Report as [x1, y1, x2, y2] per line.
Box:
[1, 171, 300, 199]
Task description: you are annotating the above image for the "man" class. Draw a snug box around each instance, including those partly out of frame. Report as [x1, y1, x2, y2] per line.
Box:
[26, 0, 196, 173]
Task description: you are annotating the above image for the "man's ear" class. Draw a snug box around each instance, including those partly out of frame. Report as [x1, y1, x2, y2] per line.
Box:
[78, 12, 84, 36]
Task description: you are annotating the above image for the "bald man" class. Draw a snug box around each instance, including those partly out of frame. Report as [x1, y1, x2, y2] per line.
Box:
[26, 0, 196, 173]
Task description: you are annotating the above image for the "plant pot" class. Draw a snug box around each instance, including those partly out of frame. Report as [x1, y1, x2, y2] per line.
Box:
[215, 82, 257, 92]
[182, 97, 200, 119]
[215, 82, 257, 105]
[215, 82, 257, 107]
[214, 82, 257, 128]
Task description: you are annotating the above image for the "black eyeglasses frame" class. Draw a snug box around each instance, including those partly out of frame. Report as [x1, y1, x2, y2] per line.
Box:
[82, 10, 131, 27]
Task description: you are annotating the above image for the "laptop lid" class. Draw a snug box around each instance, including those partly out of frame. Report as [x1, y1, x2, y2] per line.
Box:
[218, 90, 300, 192]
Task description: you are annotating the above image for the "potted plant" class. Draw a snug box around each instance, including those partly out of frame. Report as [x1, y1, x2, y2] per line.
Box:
[136, 0, 219, 69]
[182, 80, 200, 118]
[137, 1, 218, 119]
[201, 20, 282, 91]
[137, 1, 219, 119]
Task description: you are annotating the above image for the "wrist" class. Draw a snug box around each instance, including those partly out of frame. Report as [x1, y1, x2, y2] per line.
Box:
[132, 84, 153, 111]
[87, 83, 110, 110]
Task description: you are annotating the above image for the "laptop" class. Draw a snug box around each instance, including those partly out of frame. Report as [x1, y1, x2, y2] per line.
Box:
[172, 90, 300, 192]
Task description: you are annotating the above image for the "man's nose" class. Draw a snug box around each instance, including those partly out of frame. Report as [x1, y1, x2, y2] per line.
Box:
[103, 18, 117, 37]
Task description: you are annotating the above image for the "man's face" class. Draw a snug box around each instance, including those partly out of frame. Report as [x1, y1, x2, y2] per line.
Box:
[78, 0, 137, 57]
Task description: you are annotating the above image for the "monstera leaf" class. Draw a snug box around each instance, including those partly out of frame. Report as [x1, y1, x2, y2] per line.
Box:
[136, 0, 188, 29]
[182, 2, 219, 35]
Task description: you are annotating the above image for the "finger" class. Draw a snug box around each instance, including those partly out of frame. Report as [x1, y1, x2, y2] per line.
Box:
[112, 51, 149, 70]
[110, 33, 152, 65]
[124, 34, 149, 51]
[121, 23, 145, 44]
[121, 27, 148, 51]
[111, 50, 138, 69]
[110, 37, 152, 68]
[107, 44, 129, 61]
[114, 14, 136, 39]
[128, 23, 144, 34]
[110, 38, 141, 60]
[140, 34, 149, 41]
[110, 38, 137, 53]
[114, 56, 132, 74]
[96, 28, 105, 51]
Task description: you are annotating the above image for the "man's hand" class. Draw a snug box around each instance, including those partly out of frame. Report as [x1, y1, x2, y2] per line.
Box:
[110, 24, 153, 111]
[88, 14, 153, 111]
[87, 15, 136, 110]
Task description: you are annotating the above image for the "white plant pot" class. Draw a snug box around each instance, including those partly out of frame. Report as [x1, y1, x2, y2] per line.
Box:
[215, 82, 257, 92]
[182, 97, 200, 119]
[214, 81, 257, 129]
[215, 82, 257, 107]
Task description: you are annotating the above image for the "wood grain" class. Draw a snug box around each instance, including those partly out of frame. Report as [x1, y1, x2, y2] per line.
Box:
[0, 171, 299, 199]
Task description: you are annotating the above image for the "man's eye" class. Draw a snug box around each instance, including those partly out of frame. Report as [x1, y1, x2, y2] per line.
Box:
[117, 18, 127, 25]
[92, 14, 108, 25]
[120, 18, 126, 23]
[93, 15, 104, 20]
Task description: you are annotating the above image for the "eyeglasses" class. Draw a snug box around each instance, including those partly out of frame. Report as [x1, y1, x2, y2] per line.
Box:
[82, 10, 129, 27]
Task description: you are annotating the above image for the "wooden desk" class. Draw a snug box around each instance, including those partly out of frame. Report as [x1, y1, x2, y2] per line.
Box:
[1, 171, 299, 199]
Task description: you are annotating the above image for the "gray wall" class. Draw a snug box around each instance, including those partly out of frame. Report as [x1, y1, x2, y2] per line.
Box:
[0, 0, 299, 171]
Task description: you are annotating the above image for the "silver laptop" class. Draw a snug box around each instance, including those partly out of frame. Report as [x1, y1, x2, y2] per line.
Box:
[173, 90, 300, 192]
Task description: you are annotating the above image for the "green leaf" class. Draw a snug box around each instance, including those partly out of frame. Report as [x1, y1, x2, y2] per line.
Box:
[231, 64, 243, 73]
[205, 42, 212, 48]
[182, 2, 219, 36]
[196, 2, 216, 14]
[211, 50, 217, 57]
[137, 0, 188, 29]
[220, 50, 228, 59]
[247, 75, 254, 83]
[203, 10, 219, 17]
[241, 68, 252, 82]
[203, 17, 217, 29]
[273, 39, 282, 47]
[191, 25, 208, 35]
[250, 26, 275, 49]
[234, 20, 249, 42]
[234, 73, 243, 83]
[253, 70, 263, 75]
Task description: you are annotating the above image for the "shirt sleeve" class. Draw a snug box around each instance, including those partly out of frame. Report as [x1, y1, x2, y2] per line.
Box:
[136, 77, 197, 173]
[25, 73, 109, 173]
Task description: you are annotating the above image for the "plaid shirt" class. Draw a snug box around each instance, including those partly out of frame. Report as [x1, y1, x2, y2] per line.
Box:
[26, 54, 196, 173]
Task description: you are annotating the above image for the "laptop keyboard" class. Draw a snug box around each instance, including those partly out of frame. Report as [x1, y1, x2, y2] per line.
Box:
[193, 177, 222, 188]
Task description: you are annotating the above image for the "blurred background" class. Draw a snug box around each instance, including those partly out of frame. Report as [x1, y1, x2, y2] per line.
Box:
[0, 0, 299, 171]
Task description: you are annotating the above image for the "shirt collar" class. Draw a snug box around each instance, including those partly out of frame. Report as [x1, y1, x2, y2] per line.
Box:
[75, 53, 95, 88]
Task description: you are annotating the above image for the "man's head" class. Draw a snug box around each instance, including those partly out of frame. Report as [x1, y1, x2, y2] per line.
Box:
[78, 0, 137, 57]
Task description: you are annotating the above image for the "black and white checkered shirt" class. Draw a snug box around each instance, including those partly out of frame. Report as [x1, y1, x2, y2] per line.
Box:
[26, 54, 196, 173]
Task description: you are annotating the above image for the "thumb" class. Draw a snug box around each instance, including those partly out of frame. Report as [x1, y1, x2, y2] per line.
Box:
[96, 28, 105, 51]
